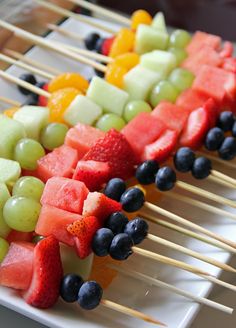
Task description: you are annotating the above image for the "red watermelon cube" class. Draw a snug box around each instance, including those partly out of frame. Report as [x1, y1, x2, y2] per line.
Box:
[176, 89, 209, 113]
[65, 123, 104, 159]
[122, 113, 166, 161]
[41, 177, 89, 214]
[36, 145, 79, 183]
[187, 31, 221, 55]
[35, 205, 82, 246]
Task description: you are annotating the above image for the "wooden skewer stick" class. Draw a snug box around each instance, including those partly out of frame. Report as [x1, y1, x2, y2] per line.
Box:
[66, 0, 131, 26]
[111, 265, 234, 313]
[147, 233, 236, 273]
[197, 151, 236, 170]
[207, 174, 235, 188]
[47, 23, 84, 42]
[0, 53, 54, 80]
[132, 247, 210, 276]
[166, 191, 236, 221]
[33, 0, 117, 34]
[145, 215, 236, 254]
[0, 20, 107, 73]
[211, 169, 236, 188]
[0, 96, 21, 107]
[141, 202, 236, 249]
[176, 180, 236, 209]
[4, 49, 61, 76]
[101, 299, 166, 326]
[0, 71, 50, 98]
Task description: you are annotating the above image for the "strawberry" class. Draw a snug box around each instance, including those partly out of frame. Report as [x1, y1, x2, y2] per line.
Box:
[83, 129, 136, 179]
[202, 98, 219, 127]
[23, 236, 63, 309]
[180, 107, 210, 149]
[67, 216, 101, 259]
[102, 36, 116, 56]
[143, 129, 178, 163]
[82, 192, 122, 222]
[73, 160, 111, 191]
[38, 83, 49, 107]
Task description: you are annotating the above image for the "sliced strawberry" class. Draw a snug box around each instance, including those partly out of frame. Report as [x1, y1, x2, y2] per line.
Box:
[38, 83, 49, 107]
[7, 230, 33, 243]
[73, 160, 111, 191]
[23, 236, 63, 309]
[102, 36, 115, 56]
[82, 192, 122, 222]
[219, 41, 234, 58]
[0, 242, 34, 290]
[202, 98, 219, 127]
[180, 107, 210, 149]
[143, 129, 178, 163]
[83, 129, 136, 179]
[67, 216, 101, 259]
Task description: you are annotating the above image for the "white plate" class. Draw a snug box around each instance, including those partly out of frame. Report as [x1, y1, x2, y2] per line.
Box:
[0, 16, 236, 328]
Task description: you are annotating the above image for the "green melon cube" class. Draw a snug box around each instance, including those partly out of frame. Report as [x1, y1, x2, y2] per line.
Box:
[64, 95, 102, 126]
[135, 24, 169, 54]
[0, 115, 26, 159]
[0, 158, 21, 188]
[140, 50, 177, 77]
[152, 12, 167, 32]
[124, 65, 163, 101]
[13, 106, 49, 140]
[87, 77, 129, 116]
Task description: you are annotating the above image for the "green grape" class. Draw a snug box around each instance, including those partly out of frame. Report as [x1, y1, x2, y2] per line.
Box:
[169, 29, 191, 48]
[168, 47, 187, 65]
[0, 237, 9, 262]
[168, 68, 195, 92]
[13, 176, 45, 202]
[40, 123, 69, 151]
[14, 138, 45, 170]
[3, 196, 41, 232]
[124, 101, 152, 122]
[96, 114, 126, 132]
[0, 210, 11, 238]
[150, 80, 180, 107]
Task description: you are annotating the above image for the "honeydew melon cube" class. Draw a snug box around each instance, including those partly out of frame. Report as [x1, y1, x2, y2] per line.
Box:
[124, 65, 163, 101]
[13, 106, 49, 140]
[87, 77, 129, 116]
[0, 158, 21, 188]
[0, 115, 26, 159]
[152, 12, 167, 32]
[135, 25, 169, 54]
[64, 95, 102, 126]
[0, 183, 11, 238]
[140, 50, 177, 77]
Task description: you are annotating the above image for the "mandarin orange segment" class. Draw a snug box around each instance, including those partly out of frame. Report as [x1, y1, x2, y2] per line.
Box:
[48, 73, 89, 94]
[109, 28, 135, 58]
[3, 107, 19, 118]
[47, 87, 81, 123]
[105, 63, 128, 88]
[114, 52, 140, 70]
[131, 10, 153, 30]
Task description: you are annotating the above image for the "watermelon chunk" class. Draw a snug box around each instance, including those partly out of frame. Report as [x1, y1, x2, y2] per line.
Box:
[180, 106, 210, 149]
[65, 123, 104, 159]
[187, 31, 221, 55]
[36, 145, 79, 183]
[41, 177, 89, 214]
[122, 112, 166, 161]
[0, 241, 34, 290]
[219, 41, 234, 59]
[143, 129, 178, 162]
[151, 101, 189, 134]
[176, 89, 209, 113]
[222, 57, 236, 74]
[35, 205, 82, 246]
[73, 160, 111, 191]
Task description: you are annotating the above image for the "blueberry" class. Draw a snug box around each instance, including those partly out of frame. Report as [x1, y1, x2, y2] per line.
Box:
[124, 217, 149, 245]
[135, 160, 159, 185]
[22, 94, 38, 106]
[204, 127, 225, 151]
[94, 66, 105, 78]
[18, 73, 37, 95]
[60, 274, 84, 303]
[78, 281, 103, 310]
[218, 137, 236, 160]
[155, 166, 176, 191]
[104, 178, 126, 201]
[84, 33, 101, 51]
[35, 81, 47, 89]
[232, 121, 236, 137]
[217, 111, 235, 132]
[109, 233, 133, 260]
[92, 228, 114, 257]
[120, 188, 145, 212]
[174, 147, 195, 172]
[94, 37, 104, 53]
[105, 211, 129, 235]
[191, 157, 212, 179]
